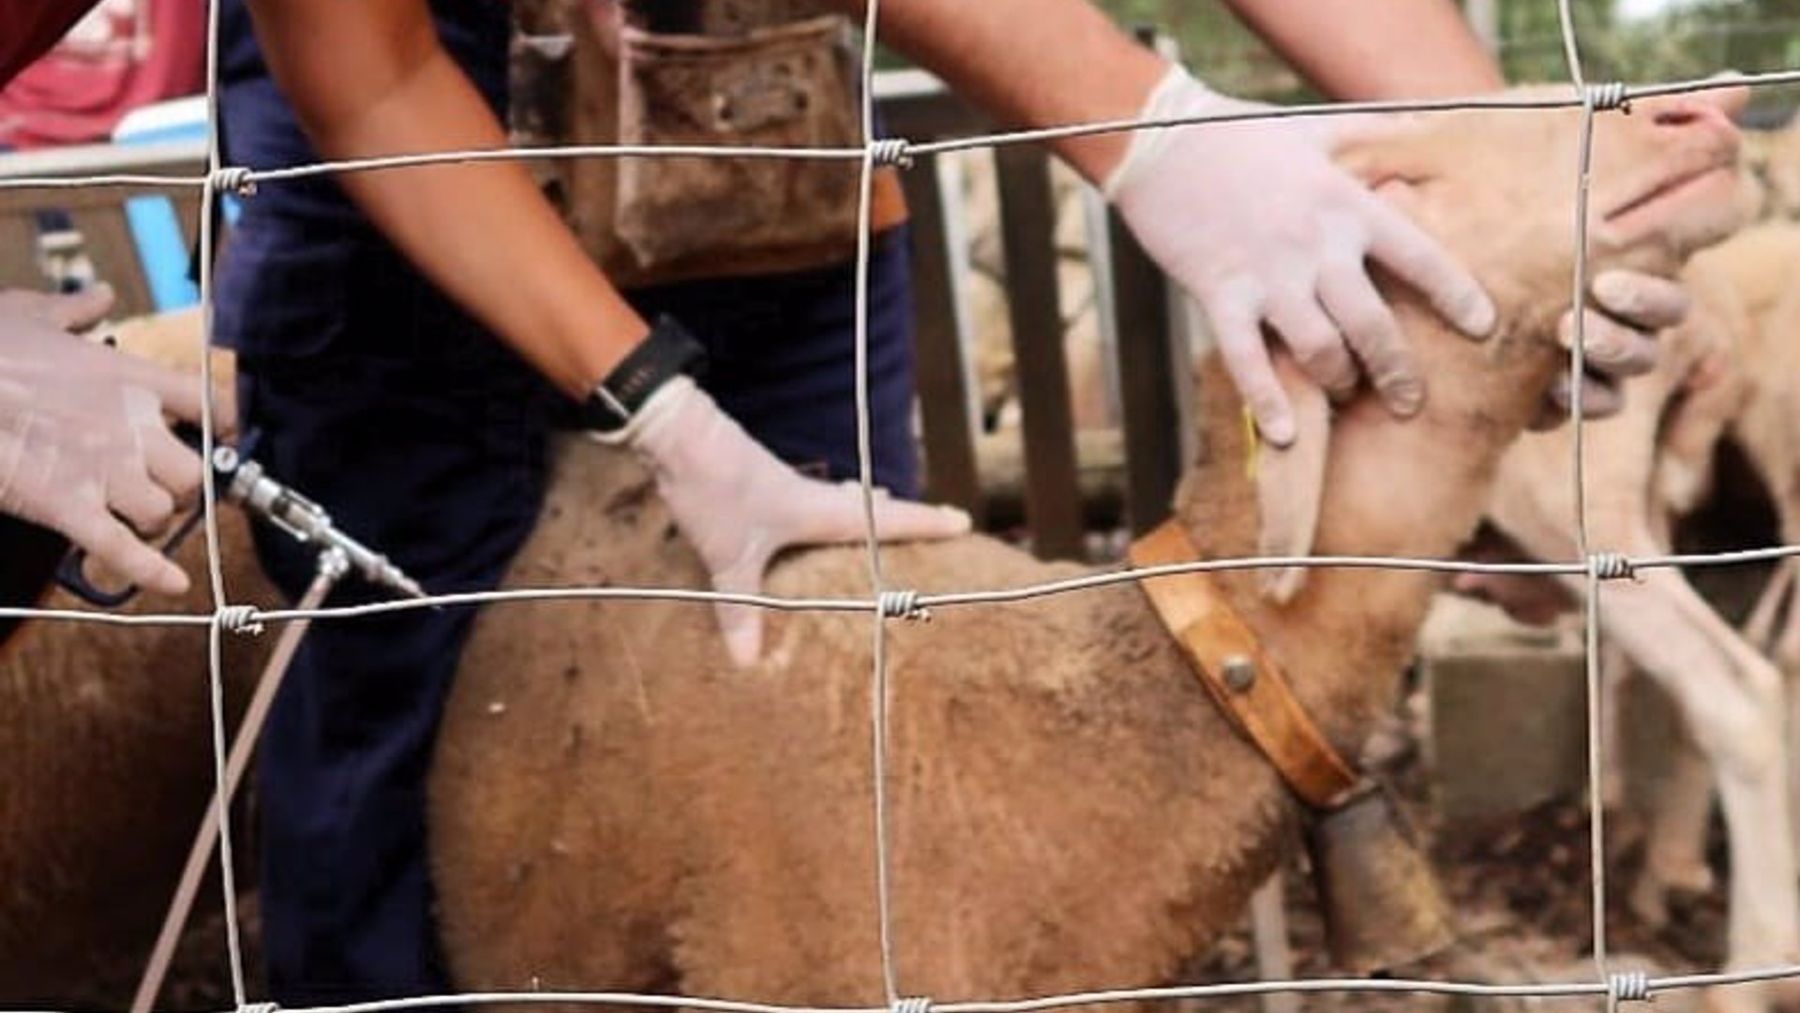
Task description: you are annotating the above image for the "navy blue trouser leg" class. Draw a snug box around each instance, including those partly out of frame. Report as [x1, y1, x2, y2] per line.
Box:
[241, 347, 552, 1003]
[221, 226, 557, 1004]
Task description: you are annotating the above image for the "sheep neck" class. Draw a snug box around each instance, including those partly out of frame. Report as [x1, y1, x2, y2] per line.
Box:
[1174, 302, 1558, 756]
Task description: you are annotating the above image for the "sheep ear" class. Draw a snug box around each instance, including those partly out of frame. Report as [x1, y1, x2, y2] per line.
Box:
[1255, 354, 1331, 605]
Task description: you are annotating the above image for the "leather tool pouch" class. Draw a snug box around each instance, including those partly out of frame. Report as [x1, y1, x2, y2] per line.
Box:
[612, 15, 862, 276]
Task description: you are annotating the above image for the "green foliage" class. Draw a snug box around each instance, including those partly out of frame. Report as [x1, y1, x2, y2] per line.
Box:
[1088, 0, 1800, 119]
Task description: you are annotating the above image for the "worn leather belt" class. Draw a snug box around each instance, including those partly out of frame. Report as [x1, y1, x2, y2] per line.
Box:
[1130, 520, 1364, 810]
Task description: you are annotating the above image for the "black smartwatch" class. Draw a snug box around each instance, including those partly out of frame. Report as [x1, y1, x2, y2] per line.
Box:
[580, 314, 706, 436]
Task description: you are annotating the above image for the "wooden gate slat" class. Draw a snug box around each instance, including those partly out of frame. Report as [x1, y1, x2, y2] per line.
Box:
[994, 144, 1083, 560]
[899, 154, 985, 520]
[1107, 211, 1183, 534]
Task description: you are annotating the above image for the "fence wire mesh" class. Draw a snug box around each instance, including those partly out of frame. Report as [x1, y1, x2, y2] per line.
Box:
[10, 0, 1800, 1011]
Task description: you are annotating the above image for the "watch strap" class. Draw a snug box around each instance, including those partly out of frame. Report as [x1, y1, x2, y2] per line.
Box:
[582, 314, 705, 436]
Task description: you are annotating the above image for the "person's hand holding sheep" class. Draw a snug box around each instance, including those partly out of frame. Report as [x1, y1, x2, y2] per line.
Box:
[602, 375, 973, 667]
[1541, 269, 1687, 427]
[1104, 66, 1498, 446]
[1105, 66, 1681, 443]
[0, 285, 205, 596]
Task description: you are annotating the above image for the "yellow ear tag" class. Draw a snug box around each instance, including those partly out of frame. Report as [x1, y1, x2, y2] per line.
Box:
[1243, 404, 1261, 482]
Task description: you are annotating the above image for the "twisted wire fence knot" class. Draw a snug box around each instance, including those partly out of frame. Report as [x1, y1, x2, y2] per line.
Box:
[1585, 81, 1631, 113]
[207, 166, 258, 197]
[868, 138, 915, 169]
[878, 589, 931, 622]
[1588, 552, 1639, 582]
[891, 997, 933, 1013]
[1607, 970, 1653, 1005]
[213, 604, 265, 635]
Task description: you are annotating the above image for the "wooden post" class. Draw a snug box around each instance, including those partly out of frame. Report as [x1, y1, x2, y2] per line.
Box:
[995, 144, 1084, 560]
[1108, 210, 1182, 535]
[901, 154, 986, 521]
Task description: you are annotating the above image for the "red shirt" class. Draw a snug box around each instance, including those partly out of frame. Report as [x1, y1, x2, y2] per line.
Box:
[0, 0, 93, 89]
[0, 0, 205, 149]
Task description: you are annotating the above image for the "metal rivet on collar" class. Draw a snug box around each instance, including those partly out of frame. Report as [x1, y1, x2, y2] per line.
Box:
[1222, 655, 1257, 693]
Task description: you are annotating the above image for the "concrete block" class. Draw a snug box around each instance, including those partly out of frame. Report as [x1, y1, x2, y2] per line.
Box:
[1422, 596, 1589, 834]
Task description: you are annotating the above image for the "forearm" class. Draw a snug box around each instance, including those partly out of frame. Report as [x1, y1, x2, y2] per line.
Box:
[1225, 0, 1502, 99]
[848, 0, 1166, 184]
[852, 0, 1502, 185]
[245, 0, 643, 399]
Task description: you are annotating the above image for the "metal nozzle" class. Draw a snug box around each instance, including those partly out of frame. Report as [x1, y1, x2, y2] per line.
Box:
[213, 447, 428, 600]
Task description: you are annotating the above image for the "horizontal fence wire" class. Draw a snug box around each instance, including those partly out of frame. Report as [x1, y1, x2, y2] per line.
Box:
[28, 961, 1800, 1013]
[13, 1, 1800, 1011]
[10, 69, 1800, 194]
[6, 546, 1800, 630]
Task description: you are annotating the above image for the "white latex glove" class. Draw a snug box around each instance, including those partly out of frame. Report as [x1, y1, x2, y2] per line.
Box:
[605, 375, 972, 666]
[0, 285, 206, 596]
[1534, 269, 1687, 428]
[1105, 65, 1498, 446]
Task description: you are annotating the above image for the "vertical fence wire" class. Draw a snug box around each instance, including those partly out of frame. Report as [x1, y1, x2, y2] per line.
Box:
[196, 0, 251, 1005]
[850, 0, 905, 1004]
[1551, 0, 1613, 984]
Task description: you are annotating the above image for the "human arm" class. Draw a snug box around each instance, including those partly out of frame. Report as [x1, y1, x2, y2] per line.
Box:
[1223, 0, 1673, 422]
[857, 0, 1666, 433]
[240, 0, 969, 663]
[244, 0, 644, 397]
[853, 0, 1497, 443]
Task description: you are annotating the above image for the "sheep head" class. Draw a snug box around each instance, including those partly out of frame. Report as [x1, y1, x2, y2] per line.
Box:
[1248, 85, 1752, 602]
[1337, 85, 1749, 337]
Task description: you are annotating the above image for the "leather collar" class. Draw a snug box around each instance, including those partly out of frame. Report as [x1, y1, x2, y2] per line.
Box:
[1130, 521, 1365, 810]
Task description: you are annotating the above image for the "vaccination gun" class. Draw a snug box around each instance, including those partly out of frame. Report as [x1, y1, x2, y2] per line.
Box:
[58, 428, 425, 606]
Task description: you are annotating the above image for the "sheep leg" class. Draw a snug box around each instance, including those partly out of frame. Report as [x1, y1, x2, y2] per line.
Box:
[1592, 571, 1798, 1001]
[1248, 876, 1298, 1013]
[1600, 640, 1633, 811]
[1762, 522, 1800, 857]
[1607, 641, 1718, 926]
[1632, 728, 1718, 927]
[1769, 512, 1800, 675]
[1742, 559, 1795, 655]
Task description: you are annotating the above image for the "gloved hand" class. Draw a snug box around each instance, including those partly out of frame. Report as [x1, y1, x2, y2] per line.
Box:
[1534, 269, 1687, 428]
[1104, 65, 1497, 446]
[605, 375, 972, 666]
[0, 286, 206, 596]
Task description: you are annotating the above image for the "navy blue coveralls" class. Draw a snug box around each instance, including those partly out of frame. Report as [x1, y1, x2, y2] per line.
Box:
[213, 1, 920, 1003]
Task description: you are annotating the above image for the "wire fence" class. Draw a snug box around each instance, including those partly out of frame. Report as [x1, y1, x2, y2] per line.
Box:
[9, 0, 1800, 1011]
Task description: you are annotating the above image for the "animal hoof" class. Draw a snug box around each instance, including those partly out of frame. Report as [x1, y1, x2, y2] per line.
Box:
[1629, 876, 1672, 930]
[1650, 858, 1718, 898]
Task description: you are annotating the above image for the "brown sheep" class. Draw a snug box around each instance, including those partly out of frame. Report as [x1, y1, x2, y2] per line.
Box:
[0, 504, 277, 1002]
[0, 91, 1747, 1008]
[429, 88, 1752, 1011]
